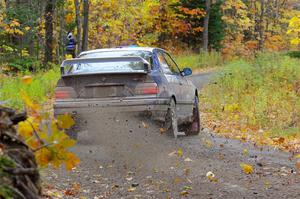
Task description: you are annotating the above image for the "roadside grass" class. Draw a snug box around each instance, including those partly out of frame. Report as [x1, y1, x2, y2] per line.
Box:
[201, 53, 300, 151]
[175, 51, 223, 71]
[0, 69, 60, 109]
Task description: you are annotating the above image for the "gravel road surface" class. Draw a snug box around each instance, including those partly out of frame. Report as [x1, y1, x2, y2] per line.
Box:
[45, 72, 300, 199]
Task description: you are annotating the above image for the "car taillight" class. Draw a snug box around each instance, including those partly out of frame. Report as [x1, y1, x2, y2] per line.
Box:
[135, 83, 159, 95]
[55, 87, 76, 99]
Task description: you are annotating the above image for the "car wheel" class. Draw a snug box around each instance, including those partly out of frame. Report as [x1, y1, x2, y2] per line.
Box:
[185, 96, 200, 136]
[165, 99, 179, 138]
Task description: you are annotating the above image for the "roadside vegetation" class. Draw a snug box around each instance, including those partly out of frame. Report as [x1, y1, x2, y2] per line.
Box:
[201, 53, 300, 152]
[0, 69, 59, 109]
[175, 51, 223, 71]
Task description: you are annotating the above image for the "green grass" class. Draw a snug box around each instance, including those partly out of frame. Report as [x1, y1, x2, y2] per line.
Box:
[0, 69, 60, 109]
[201, 53, 300, 140]
[175, 51, 223, 70]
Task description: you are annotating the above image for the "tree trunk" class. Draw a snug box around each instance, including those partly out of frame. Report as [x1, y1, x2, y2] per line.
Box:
[203, 0, 211, 51]
[82, 0, 89, 51]
[44, 0, 56, 64]
[74, 0, 82, 55]
[258, 0, 265, 50]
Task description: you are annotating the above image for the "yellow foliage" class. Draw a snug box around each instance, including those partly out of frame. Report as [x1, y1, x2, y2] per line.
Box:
[65, 13, 74, 24]
[287, 15, 300, 45]
[17, 85, 79, 171]
[18, 120, 34, 138]
[57, 114, 75, 130]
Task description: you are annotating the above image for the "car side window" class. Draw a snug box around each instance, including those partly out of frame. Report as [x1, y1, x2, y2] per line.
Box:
[163, 53, 180, 74]
[157, 51, 172, 74]
[157, 51, 180, 74]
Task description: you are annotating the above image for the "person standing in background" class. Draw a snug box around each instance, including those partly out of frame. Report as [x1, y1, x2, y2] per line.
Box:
[65, 32, 77, 58]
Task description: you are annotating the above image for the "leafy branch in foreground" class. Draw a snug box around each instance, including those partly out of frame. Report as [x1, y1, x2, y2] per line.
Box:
[17, 76, 79, 170]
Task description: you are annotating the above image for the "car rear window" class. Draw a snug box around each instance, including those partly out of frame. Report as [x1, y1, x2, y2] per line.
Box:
[80, 50, 153, 64]
[63, 61, 145, 75]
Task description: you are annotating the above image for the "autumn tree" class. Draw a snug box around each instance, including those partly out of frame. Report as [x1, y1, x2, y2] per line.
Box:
[174, 0, 224, 51]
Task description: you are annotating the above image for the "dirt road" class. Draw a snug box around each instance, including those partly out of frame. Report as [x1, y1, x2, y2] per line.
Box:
[45, 73, 300, 199]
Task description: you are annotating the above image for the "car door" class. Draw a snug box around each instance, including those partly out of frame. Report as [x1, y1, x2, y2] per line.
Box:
[156, 50, 188, 118]
[162, 52, 195, 104]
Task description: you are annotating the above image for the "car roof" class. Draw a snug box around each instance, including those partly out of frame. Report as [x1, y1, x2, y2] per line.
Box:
[79, 47, 165, 56]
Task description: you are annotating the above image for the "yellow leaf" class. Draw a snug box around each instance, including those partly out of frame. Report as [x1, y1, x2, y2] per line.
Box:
[21, 75, 32, 85]
[20, 91, 40, 111]
[18, 121, 33, 138]
[177, 148, 183, 157]
[24, 26, 31, 31]
[243, 149, 249, 156]
[35, 148, 52, 168]
[240, 163, 253, 174]
[57, 114, 75, 129]
[294, 154, 300, 159]
[65, 152, 80, 170]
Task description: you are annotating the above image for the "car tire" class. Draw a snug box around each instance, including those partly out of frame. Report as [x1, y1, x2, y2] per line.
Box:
[165, 99, 179, 138]
[185, 96, 200, 136]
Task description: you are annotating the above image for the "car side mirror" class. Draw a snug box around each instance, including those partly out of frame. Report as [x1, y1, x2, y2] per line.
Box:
[181, 67, 192, 76]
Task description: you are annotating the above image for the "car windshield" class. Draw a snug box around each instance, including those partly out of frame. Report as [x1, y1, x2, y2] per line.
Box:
[62, 58, 147, 75]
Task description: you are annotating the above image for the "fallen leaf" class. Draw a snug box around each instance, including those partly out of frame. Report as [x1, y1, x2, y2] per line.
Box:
[206, 171, 217, 182]
[180, 190, 189, 196]
[159, 128, 166, 134]
[184, 157, 193, 162]
[128, 187, 136, 192]
[142, 121, 149, 129]
[183, 185, 192, 190]
[264, 181, 270, 189]
[168, 150, 177, 157]
[294, 154, 300, 159]
[240, 163, 254, 174]
[22, 75, 32, 85]
[296, 162, 300, 170]
[202, 138, 213, 148]
[126, 177, 133, 181]
[243, 149, 249, 156]
[177, 148, 183, 157]
[64, 183, 80, 196]
[184, 168, 190, 176]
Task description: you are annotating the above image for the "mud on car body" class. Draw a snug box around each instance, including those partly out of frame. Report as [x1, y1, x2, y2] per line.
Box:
[54, 47, 200, 139]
